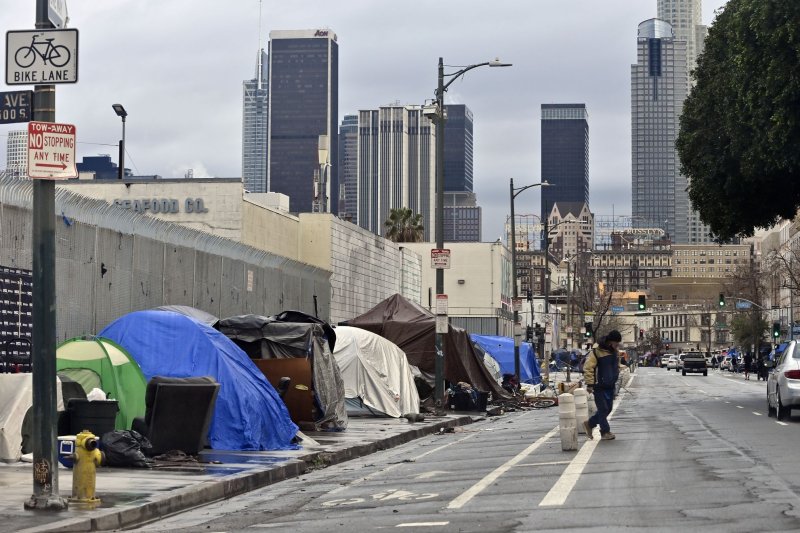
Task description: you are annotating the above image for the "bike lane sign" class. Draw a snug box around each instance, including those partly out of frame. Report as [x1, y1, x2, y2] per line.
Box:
[6, 29, 78, 85]
[27, 121, 78, 180]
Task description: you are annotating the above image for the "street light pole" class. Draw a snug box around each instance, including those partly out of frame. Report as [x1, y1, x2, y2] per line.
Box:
[509, 179, 550, 385]
[112, 104, 128, 180]
[432, 56, 511, 405]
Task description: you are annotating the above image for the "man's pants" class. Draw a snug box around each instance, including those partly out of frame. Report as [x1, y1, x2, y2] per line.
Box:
[589, 389, 614, 434]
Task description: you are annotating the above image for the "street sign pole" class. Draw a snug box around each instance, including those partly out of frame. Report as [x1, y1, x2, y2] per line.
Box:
[24, 0, 67, 511]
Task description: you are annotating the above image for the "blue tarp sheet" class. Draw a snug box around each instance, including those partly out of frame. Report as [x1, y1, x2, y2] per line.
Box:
[470, 335, 541, 384]
[100, 310, 298, 451]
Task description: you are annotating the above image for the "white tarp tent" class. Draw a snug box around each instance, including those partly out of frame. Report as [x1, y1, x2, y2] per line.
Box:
[332, 326, 419, 418]
[0, 374, 65, 463]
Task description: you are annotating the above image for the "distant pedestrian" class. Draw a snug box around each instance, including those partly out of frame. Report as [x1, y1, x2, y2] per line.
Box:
[743, 352, 753, 380]
[583, 330, 621, 441]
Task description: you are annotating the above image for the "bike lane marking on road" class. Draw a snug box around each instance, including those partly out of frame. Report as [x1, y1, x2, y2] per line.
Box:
[538, 375, 635, 508]
[446, 425, 560, 510]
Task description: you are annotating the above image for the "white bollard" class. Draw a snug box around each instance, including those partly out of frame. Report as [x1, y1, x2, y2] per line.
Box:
[558, 393, 578, 451]
[573, 388, 589, 434]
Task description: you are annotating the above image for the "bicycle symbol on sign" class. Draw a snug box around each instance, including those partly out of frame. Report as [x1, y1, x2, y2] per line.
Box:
[14, 35, 71, 68]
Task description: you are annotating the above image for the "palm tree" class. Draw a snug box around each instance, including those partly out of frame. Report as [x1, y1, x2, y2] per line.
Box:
[384, 207, 424, 243]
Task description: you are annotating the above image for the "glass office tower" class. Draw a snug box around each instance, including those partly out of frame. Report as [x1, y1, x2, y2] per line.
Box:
[540, 104, 590, 224]
[267, 29, 338, 214]
[242, 49, 269, 193]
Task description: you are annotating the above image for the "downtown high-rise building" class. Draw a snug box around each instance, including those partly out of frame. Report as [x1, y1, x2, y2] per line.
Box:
[444, 104, 474, 193]
[338, 114, 358, 223]
[267, 29, 338, 214]
[656, 0, 708, 86]
[631, 19, 689, 244]
[4, 130, 28, 179]
[357, 105, 436, 241]
[657, 0, 713, 243]
[444, 191, 481, 242]
[242, 49, 269, 193]
[540, 104, 590, 224]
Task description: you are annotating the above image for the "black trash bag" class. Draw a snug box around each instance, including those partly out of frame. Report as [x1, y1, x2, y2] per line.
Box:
[99, 430, 153, 468]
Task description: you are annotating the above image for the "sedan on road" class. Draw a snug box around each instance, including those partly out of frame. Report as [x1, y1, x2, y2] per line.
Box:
[767, 340, 800, 420]
[667, 355, 679, 370]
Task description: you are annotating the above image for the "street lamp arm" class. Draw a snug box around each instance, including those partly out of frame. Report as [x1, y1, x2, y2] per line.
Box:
[734, 297, 765, 310]
[512, 181, 551, 200]
[438, 59, 512, 98]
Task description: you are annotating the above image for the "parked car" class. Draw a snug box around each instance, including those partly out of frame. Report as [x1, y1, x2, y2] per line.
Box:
[667, 355, 679, 370]
[767, 341, 800, 420]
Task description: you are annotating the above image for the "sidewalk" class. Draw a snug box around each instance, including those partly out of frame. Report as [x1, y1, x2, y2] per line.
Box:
[0, 414, 476, 533]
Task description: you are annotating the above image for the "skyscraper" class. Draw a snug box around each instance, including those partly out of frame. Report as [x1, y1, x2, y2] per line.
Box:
[656, 1, 713, 243]
[267, 29, 338, 214]
[540, 104, 589, 223]
[631, 19, 689, 243]
[338, 114, 358, 223]
[656, 0, 707, 85]
[4, 130, 28, 178]
[444, 191, 481, 242]
[357, 105, 436, 241]
[444, 104, 474, 193]
[242, 49, 269, 193]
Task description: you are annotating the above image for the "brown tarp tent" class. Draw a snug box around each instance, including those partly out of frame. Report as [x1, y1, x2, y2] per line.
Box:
[345, 294, 509, 399]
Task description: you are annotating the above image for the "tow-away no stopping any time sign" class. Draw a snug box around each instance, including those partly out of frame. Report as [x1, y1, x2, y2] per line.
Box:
[27, 121, 78, 179]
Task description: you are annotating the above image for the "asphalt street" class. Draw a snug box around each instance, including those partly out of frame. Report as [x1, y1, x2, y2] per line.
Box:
[132, 368, 800, 532]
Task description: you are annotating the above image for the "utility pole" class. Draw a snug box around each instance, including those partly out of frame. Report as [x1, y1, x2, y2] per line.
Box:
[25, 0, 68, 511]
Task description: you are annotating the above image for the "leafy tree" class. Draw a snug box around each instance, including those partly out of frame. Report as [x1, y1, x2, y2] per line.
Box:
[730, 314, 769, 350]
[384, 207, 424, 243]
[676, 1, 800, 240]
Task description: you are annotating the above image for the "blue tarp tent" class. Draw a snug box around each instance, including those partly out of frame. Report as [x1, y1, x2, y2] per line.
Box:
[470, 335, 541, 384]
[100, 310, 298, 451]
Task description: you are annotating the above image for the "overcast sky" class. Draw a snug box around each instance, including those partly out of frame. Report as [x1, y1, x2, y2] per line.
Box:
[1, 0, 728, 242]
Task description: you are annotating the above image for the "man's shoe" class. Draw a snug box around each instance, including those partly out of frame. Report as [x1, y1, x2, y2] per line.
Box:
[600, 431, 616, 441]
[583, 420, 594, 439]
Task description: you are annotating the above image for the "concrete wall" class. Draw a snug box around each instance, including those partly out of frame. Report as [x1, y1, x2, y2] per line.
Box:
[0, 178, 330, 343]
[59, 179, 244, 240]
[298, 214, 422, 324]
[241, 198, 301, 263]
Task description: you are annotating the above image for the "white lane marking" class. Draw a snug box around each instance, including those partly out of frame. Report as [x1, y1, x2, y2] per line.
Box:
[736, 405, 744, 409]
[447, 425, 560, 509]
[725, 401, 731, 404]
[396, 522, 449, 528]
[698, 390, 707, 394]
[328, 430, 479, 495]
[753, 412, 762, 416]
[777, 421, 789, 426]
[538, 375, 635, 508]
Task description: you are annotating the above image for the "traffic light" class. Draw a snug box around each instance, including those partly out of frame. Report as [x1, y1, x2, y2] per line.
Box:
[719, 293, 725, 308]
[584, 321, 593, 338]
[773, 322, 781, 339]
[526, 288, 532, 301]
[639, 328, 644, 340]
[526, 325, 533, 341]
[638, 295, 646, 311]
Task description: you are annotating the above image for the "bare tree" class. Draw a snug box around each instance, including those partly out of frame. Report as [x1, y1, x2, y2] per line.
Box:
[725, 258, 768, 353]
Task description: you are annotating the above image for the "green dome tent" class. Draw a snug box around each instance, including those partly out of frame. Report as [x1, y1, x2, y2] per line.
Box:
[56, 337, 147, 430]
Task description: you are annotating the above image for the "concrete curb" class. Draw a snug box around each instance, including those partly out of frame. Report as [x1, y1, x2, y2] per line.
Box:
[24, 415, 476, 532]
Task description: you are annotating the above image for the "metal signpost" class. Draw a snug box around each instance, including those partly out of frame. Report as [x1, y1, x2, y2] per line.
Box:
[14, 0, 77, 512]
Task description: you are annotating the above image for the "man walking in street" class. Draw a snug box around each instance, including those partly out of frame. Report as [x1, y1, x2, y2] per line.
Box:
[583, 330, 622, 441]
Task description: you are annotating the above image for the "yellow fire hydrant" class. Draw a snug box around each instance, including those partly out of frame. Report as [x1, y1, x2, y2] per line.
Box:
[70, 430, 103, 505]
